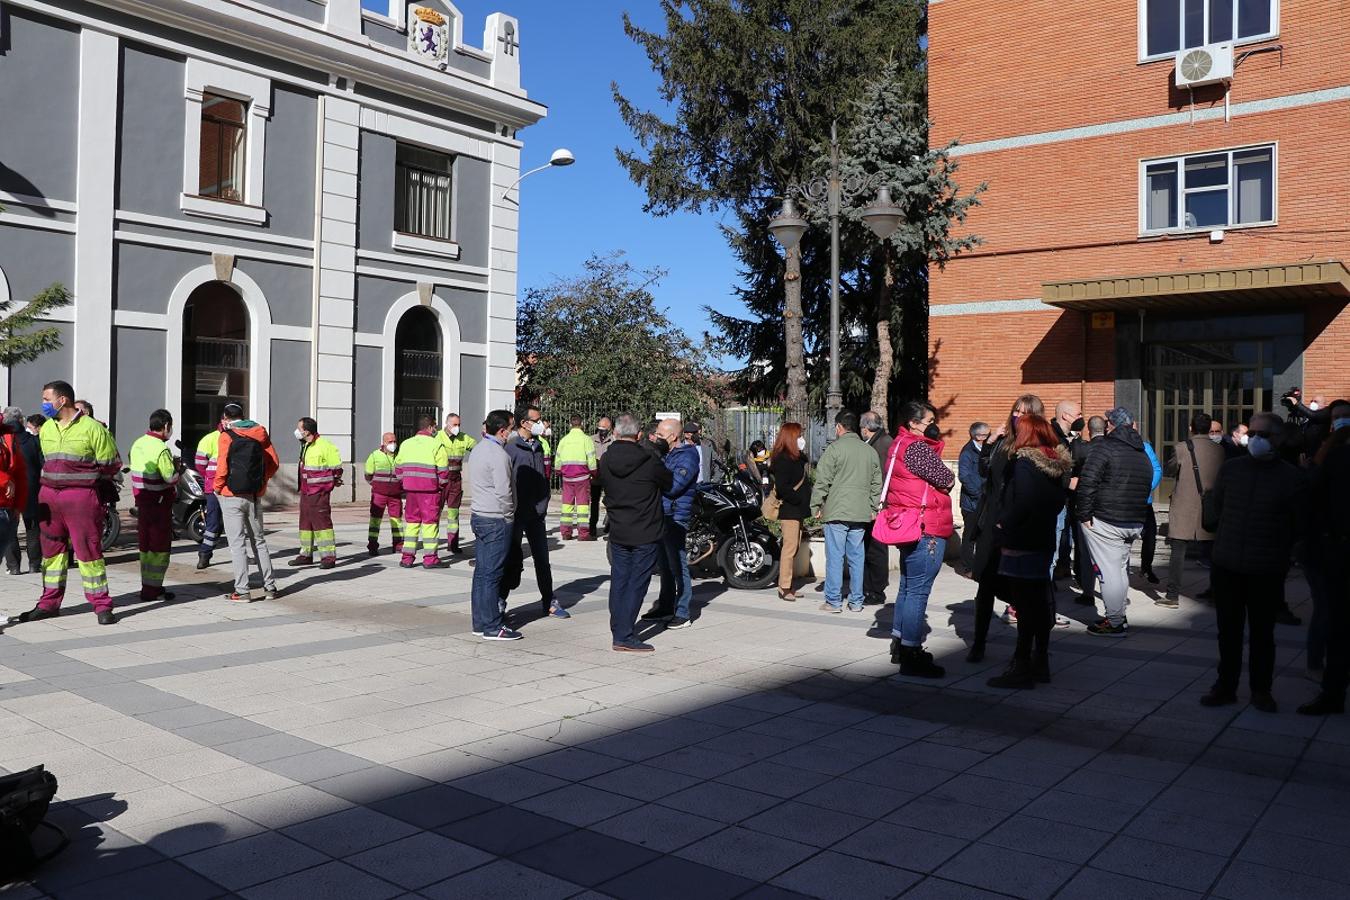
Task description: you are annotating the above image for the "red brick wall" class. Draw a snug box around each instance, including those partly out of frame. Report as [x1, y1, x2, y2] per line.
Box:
[926, 0, 1350, 455]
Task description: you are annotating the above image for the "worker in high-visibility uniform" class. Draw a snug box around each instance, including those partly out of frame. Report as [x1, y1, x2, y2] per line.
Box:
[129, 409, 180, 602]
[364, 431, 403, 555]
[541, 422, 555, 481]
[194, 414, 226, 569]
[554, 415, 598, 540]
[292, 417, 343, 569]
[437, 412, 476, 554]
[397, 414, 449, 568]
[11, 380, 122, 626]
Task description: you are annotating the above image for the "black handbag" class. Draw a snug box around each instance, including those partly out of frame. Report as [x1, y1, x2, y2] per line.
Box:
[1184, 439, 1218, 529]
[0, 765, 68, 880]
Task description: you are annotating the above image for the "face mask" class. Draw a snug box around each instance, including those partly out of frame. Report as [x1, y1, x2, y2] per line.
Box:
[651, 436, 670, 456]
[796, 437, 806, 451]
[1333, 419, 1350, 432]
[449, 425, 460, 436]
[530, 421, 545, 437]
[923, 423, 941, 441]
[544, 428, 553, 437]
[294, 429, 305, 442]
[598, 429, 610, 439]
[1247, 435, 1274, 459]
[1209, 434, 1223, 444]
[385, 442, 397, 453]
[1236, 433, 1249, 447]
[1070, 417, 1085, 433]
[41, 401, 59, 418]
[1010, 414, 1020, 432]
[1309, 401, 1320, 411]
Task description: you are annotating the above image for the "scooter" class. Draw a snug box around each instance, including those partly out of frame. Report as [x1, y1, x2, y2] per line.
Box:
[685, 443, 780, 590]
[172, 460, 207, 544]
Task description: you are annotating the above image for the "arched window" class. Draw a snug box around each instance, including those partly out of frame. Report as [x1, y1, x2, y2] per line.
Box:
[393, 305, 442, 438]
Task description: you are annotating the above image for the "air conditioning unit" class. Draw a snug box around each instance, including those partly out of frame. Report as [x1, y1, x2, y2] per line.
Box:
[1174, 42, 1234, 89]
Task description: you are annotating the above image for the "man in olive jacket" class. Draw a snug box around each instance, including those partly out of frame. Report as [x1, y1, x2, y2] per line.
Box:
[811, 410, 882, 612]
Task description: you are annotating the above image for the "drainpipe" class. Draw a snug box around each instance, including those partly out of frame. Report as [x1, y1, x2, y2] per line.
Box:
[310, 94, 326, 417]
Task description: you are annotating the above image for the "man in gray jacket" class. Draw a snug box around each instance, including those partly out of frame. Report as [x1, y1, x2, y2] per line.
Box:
[811, 410, 882, 612]
[467, 409, 520, 641]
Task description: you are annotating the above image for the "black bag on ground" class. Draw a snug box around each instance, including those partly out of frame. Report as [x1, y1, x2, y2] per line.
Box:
[225, 430, 265, 495]
[0, 765, 68, 880]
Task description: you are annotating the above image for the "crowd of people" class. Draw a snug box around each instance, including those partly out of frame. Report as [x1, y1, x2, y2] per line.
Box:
[1, 379, 1345, 716]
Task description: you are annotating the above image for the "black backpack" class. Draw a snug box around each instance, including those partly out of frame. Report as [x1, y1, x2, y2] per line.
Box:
[0, 765, 67, 880]
[226, 430, 266, 495]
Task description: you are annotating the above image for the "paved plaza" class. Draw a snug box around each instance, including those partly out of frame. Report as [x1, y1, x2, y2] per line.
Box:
[1, 506, 1347, 899]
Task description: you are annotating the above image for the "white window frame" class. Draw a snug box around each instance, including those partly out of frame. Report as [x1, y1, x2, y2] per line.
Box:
[392, 142, 461, 258]
[182, 59, 271, 226]
[1138, 142, 1278, 236]
[1138, 0, 1280, 63]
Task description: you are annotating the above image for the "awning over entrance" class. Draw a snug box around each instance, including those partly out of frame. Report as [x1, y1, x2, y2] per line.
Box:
[1042, 260, 1350, 312]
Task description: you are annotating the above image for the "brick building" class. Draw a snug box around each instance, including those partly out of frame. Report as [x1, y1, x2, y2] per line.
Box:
[927, 0, 1350, 458]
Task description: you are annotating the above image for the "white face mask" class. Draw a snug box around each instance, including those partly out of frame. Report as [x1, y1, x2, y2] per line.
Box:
[796, 437, 806, 451]
[1236, 433, 1249, 447]
[385, 442, 397, 453]
[294, 429, 305, 442]
[449, 425, 460, 436]
[544, 428, 553, 437]
[530, 421, 545, 437]
[1209, 434, 1223, 444]
[1309, 401, 1320, 411]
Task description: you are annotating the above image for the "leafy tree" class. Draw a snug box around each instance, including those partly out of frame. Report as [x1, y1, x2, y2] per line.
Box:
[828, 60, 984, 415]
[614, 0, 927, 418]
[516, 254, 723, 421]
[0, 283, 72, 369]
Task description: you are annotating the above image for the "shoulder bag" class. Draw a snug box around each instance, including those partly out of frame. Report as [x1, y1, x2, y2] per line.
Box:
[761, 464, 805, 522]
[872, 443, 929, 546]
[1185, 438, 1217, 528]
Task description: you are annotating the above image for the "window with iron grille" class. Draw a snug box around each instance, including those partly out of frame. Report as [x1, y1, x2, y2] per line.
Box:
[199, 93, 248, 202]
[395, 144, 455, 241]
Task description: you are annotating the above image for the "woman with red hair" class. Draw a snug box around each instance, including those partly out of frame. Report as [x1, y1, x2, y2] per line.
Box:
[986, 413, 1072, 689]
[770, 422, 811, 600]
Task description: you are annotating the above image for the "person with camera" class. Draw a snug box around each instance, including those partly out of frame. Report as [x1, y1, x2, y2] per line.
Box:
[1161, 412, 1225, 608]
[600, 413, 674, 652]
[1200, 413, 1307, 713]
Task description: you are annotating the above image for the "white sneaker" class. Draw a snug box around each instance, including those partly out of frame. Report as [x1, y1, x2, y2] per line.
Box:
[1054, 613, 1071, 628]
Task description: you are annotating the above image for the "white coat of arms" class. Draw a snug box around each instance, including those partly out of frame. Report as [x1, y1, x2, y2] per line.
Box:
[408, 5, 449, 65]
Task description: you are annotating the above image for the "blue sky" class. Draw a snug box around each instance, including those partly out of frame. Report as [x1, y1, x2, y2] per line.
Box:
[361, 1, 747, 364]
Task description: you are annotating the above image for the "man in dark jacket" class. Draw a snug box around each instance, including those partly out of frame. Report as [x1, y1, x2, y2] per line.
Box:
[642, 419, 701, 628]
[957, 422, 989, 573]
[1077, 407, 1154, 636]
[3, 409, 42, 575]
[860, 411, 893, 604]
[501, 414, 562, 619]
[1201, 413, 1307, 713]
[1300, 410, 1350, 716]
[600, 412, 674, 652]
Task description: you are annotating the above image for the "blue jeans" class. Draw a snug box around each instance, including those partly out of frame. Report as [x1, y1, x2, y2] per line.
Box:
[824, 522, 867, 609]
[610, 541, 659, 644]
[470, 514, 511, 633]
[1052, 506, 1068, 574]
[892, 535, 947, 646]
[657, 520, 692, 619]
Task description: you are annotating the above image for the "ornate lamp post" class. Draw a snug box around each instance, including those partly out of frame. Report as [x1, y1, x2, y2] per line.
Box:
[769, 123, 901, 431]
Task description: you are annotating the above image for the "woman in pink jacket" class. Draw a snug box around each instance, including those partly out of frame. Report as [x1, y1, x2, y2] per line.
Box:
[883, 401, 955, 679]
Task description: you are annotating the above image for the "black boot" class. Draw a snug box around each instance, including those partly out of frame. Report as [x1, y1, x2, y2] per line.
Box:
[196, 553, 210, 570]
[1031, 652, 1051, 684]
[890, 638, 902, 665]
[987, 658, 1035, 689]
[10, 605, 60, 624]
[965, 642, 985, 663]
[1297, 693, 1346, 716]
[898, 646, 945, 679]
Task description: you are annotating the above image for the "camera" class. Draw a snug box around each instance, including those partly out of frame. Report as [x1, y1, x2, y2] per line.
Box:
[1280, 387, 1301, 411]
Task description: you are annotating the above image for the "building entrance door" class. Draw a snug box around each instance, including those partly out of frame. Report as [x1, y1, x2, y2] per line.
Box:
[182, 282, 250, 454]
[1142, 338, 1273, 459]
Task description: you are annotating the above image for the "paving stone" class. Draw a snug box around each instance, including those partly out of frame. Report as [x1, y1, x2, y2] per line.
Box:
[591, 803, 727, 853]
[659, 781, 784, 824]
[347, 831, 495, 890]
[677, 826, 818, 882]
[53, 859, 227, 900]
[934, 841, 1078, 897]
[173, 716, 277, 747]
[1213, 861, 1350, 900]
[309, 765, 436, 804]
[1056, 869, 1203, 900]
[515, 827, 662, 886]
[581, 762, 702, 801]
[281, 805, 421, 856]
[835, 821, 968, 874]
[259, 748, 376, 782]
[774, 850, 922, 899]
[437, 805, 576, 856]
[420, 859, 583, 900]
[516, 782, 643, 826]
[884, 795, 1011, 840]
[742, 800, 870, 847]
[239, 860, 404, 900]
[178, 831, 329, 890]
[368, 783, 500, 829]
[600, 853, 761, 900]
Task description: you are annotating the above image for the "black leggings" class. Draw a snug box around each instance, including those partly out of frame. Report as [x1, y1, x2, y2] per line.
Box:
[1004, 576, 1053, 660]
[1141, 507, 1157, 572]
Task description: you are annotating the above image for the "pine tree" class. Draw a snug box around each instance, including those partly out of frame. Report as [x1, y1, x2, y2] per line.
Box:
[614, 0, 927, 418]
[830, 60, 985, 418]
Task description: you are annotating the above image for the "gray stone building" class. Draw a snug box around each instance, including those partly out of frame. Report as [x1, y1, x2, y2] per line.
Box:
[0, 0, 544, 499]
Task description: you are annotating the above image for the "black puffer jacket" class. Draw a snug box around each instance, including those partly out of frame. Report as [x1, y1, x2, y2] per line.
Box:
[1205, 454, 1307, 575]
[998, 446, 1072, 553]
[970, 437, 1014, 577]
[599, 439, 674, 546]
[1075, 426, 1153, 527]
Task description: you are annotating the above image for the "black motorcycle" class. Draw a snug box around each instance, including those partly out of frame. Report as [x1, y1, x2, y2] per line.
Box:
[686, 446, 780, 590]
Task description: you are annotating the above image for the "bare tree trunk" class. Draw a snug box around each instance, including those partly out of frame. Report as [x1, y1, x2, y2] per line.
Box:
[870, 243, 894, 421]
[783, 244, 808, 420]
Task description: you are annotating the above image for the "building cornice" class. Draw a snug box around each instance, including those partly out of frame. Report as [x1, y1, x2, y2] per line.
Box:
[11, 0, 547, 130]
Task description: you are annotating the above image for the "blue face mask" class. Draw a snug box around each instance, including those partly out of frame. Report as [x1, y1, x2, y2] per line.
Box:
[1334, 418, 1350, 432]
[1247, 435, 1275, 459]
[40, 401, 58, 418]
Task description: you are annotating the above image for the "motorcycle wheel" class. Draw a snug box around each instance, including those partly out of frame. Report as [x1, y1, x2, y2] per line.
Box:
[100, 504, 122, 551]
[187, 508, 207, 545]
[717, 534, 779, 591]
